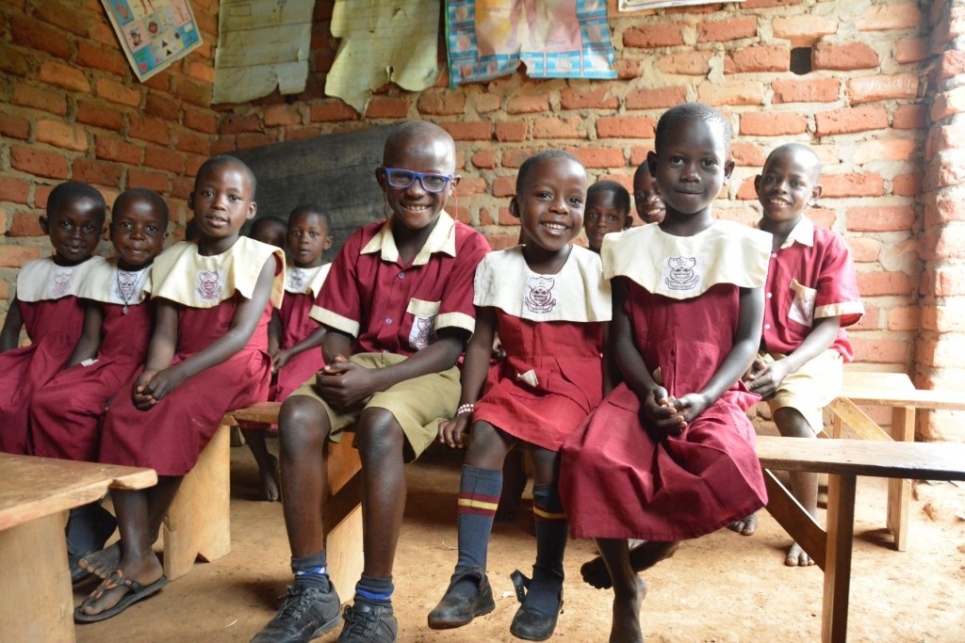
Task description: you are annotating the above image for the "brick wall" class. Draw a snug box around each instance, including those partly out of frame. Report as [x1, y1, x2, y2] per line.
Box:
[2, 0, 958, 435]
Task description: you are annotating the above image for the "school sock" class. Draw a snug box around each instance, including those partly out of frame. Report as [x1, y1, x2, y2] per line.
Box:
[291, 551, 331, 592]
[527, 483, 568, 614]
[354, 574, 394, 606]
[450, 464, 503, 597]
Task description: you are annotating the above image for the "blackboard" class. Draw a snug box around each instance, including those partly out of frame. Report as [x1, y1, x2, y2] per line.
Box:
[233, 125, 395, 259]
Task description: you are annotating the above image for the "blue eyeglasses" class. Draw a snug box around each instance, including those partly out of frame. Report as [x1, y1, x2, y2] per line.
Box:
[382, 167, 454, 194]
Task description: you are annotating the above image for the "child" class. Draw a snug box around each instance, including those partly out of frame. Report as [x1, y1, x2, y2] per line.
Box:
[583, 179, 632, 253]
[632, 157, 666, 224]
[428, 150, 610, 641]
[249, 215, 288, 250]
[736, 143, 863, 566]
[244, 205, 334, 502]
[0, 181, 107, 454]
[74, 155, 284, 622]
[251, 121, 489, 643]
[559, 103, 772, 643]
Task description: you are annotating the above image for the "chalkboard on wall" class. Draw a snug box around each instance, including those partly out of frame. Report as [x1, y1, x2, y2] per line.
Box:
[232, 125, 395, 260]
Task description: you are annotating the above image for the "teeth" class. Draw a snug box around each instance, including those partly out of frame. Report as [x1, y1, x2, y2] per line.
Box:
[544, 223, 567, 231]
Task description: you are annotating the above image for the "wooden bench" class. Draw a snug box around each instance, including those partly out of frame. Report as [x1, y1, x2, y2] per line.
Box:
[756, 435, 965, 643]
[0, 454, 157, 643]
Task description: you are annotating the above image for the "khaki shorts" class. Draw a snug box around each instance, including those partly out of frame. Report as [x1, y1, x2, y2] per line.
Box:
[761, 348, 843, 435]
[289, 352, 460, 460]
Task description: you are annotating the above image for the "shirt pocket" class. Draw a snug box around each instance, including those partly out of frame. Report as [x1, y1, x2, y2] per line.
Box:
[406, 298, 441, 350]
[787, 279, 817, 327]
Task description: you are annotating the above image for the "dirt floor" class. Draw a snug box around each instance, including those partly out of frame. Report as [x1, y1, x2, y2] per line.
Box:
[74, 439, 965, 643]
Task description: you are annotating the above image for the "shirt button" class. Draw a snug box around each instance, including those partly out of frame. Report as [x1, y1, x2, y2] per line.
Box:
[767, 292, 773, 298]
[386, 318, 393, 325]
[764, 323, 771, 329]
[398, 272, 405, 279]
[771, 252, 778, 258]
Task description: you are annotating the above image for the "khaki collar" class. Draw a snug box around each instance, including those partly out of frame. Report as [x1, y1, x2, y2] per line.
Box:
[360, 211, 457, 266]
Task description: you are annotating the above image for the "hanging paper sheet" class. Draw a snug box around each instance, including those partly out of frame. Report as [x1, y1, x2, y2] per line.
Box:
[446, 0, 616, 87]
[100, 0, 202, 82]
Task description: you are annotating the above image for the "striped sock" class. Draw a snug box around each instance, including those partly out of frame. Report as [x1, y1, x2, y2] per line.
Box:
[450, 464, 502, 596]
[292, 551, 330, 592]
[526, 483, 567, 613]
[355, 574, 394, 606]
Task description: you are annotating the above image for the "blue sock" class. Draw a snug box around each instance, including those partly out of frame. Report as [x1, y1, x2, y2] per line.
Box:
[292, 551, 330, 591]
[526, 483, 567, 614]
[355, 574, 394, 606]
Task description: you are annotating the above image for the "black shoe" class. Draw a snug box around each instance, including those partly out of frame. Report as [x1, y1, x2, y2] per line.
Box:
[427, 567, 496, 629]
[250, 583, 342, 643]
[337, 602, 398, 643]
[508, 570, 563, 642]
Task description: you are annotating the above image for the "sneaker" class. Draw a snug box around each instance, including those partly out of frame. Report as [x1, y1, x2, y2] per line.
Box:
[337, 602, 398, 643]
[250, 583, 342, 643]
[427, 568, 496, 629]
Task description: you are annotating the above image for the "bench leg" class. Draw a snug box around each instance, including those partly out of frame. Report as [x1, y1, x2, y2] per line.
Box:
[886, 406, 914, 552]
[0, 511, 75, 642]
[323, 438, 365, 600]
[822, 473, 857, 643]
[162, 423, 231, 581]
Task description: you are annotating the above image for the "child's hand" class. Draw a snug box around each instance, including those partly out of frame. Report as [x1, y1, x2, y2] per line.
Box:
[643, 386, 685, 437]
[133, 369, 158, 410]
[272, 349, 291, 373]
[438, 414, 472, 449]
[136, 367, 186, 409]
[744, 359, 788, 400]
[671, 392, 711, 426]
[313, 355, 374, 411]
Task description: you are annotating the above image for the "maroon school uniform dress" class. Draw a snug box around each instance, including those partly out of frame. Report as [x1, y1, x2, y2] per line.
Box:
[30, 259, 154, 462]
[0, 255, 105, 454]
[560, 221, 772, 541]
[471, 245, 610, 451]
[97, 238, 284, 476]
[270, 263, 331, 401]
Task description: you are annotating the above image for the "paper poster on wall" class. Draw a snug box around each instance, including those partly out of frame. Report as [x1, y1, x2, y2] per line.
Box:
[446, 0, 617, 87]
[101, 0, 202, 82]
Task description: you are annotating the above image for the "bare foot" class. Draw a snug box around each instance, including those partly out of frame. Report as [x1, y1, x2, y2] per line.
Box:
[727, 513, 758, 536]
[785, 542, 814, 567]
[581, 541, 679, 589]
[609, 576, 647, 643]
[259, 454, 280, 502]
[79, 553, 164, 617]
[78, 542, 121, 579]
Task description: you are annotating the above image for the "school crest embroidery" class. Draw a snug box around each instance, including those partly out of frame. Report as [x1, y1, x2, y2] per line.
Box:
[411, 315, 434, 350]
[789, 289, 816, 326]
[525, 275, 557, 314]
[287, 267, 307, 293]
[665, 256, 699, 291]
[196, 269, 224, 301]
[49, 268, 74, 298]
[114, 269, 140, 302]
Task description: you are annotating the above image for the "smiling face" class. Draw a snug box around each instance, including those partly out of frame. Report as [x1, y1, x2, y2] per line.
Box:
[755, 145, 822, 225]
[633, 164, 666, 225]
[110, 193, 168, 271]
[584, 188, 628, 252]
[287, 211, 332, 268]
[512, 156, 587, 254]
[41, 197, 105, 266]
[376, 127, 458, 233]
[188, 161, 257, 250]
[649, 116, 734, 221]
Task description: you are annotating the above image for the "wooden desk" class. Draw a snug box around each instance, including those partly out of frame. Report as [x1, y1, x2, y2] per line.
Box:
[757, 435, 965, 643]
[0, 454, 157, 643]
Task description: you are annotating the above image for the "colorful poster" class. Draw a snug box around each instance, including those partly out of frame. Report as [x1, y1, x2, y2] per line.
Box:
[101, 0, 202, 82]
[446, 0, 616, 87]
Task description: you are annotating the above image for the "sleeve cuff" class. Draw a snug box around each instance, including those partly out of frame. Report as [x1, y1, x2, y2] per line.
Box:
[310, 306, 360, 338]
[436, 311, 476, 336]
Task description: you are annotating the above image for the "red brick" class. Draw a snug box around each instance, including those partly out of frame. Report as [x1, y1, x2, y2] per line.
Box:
[309, 101, 358, 123]
[265, 104, 304, 127]
[847, 236, 881, 263]
[183, 107, 218, 134]
[210, 137, 237, 155]
[175, 129, 210, 156]
[815, 106, 888, 136]
[0, 280, 8, 302]
[731, 142, 766, 167]
[724, 45, 789, 73]
[144, 146, 186, 174]
[0, 43, 30, 77]
[857, 270, 914, 295]
[0, 178, 30, 204]
[236, 132, 277, 150]
[771, 78, 839, 104]
[34, 1, 88, 36]
[813, 42, 880, 71]
[0, 244, 44, 268]
[127, 169, 169, 193]
[559, 86, 618, 111]
[10, 146, 69, 179]
[95, 136, 142, 165]
[416, 93, 466, 116]
[440, 121, 492, 141]
[567, 147, 625, 169]
[471, 150, 496, 170]
[743, 0, 804, 7]
[129, 115, 171, 146]
[173, 77, 212, 108]
[892, 173, 920, 197]
[12, 84, 68, 117]
[656, 51, 714, 75]
[808, 207, 837, 229]
[506, 94, 550, 115]
[454, 177, 486, 198]
[534, 117, 583, 139]
[739, 112, 807, 136]
[9, 14, 71, 59]
[820, 173, 884, 198]
[484, 232, 521, 251]
[501, 148, 539, 169]
[34, 185, 54, 209]
[896, 37, 930, 65]
[851, 337, 910, 364]
[893, 104, 926, 130]
[145, 93, 182, 121]
[71, 158, 122, 188]
[495, 121, 528, 143]
[772, 15, 837, 46]
[186, 61, 215, 84]
[38, 60, 90, 94]
[184, 154, 207, 178]
[36, 120, 88, 152]
[623, 23, 686, 48]
[219, 114, 264, 135]
[616, 59, 641, 80]
[697, 81, 766, 106]
[75, 41, 127, 76]
[887, 305, 919, 331]
[939, 49, 965, 81]
[853, 139, 917, 165]
[929, 223, 965, 260]
[492, 176, 516, 198]
[846, 206, 915, 232]
[847, 74, 918, 104]
[0, 113, 30, 140]
[855, 3, 921, 31]
[76, 101, 124, 131]
[95, 78, 141, 107]
[625, 86, 687, 111]
[915, 336, 965, 369]
[699, 17, 758, 43]
[364, 98, 410, 119]
[922, 265, 965, 296]
[736, 177, 759, 201]
[596, 116, 655, 139]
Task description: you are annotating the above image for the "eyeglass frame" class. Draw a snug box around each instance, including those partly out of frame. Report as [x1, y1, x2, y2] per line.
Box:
[380, 167, 457, 194]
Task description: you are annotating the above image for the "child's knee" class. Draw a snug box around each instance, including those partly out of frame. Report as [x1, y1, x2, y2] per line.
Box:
[772, 406, 816, 437]
[354, 407, 404, 457]
[278, 395, 330, 449]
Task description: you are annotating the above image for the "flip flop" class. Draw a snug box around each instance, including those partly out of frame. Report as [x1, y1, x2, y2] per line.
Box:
[74, 569, 169, 623]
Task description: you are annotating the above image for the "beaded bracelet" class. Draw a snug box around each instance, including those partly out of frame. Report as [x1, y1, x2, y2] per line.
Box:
[456, 403, 475, 417]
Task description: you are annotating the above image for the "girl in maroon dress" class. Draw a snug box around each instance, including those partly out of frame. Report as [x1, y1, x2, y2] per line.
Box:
[559, 103, 772, 643]
[428, 150, 611, 641]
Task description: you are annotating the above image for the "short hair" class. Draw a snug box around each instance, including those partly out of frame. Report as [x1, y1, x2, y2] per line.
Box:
[516, 150, 584, 195]
[288, 204, 331, 231]
[196, 154, 257, 199]
[113, 188, 169, 225]
[383, 121, 456, 169]
[766, 143, 822, 180]
[248, 215, 287, 238]
[47, 181, 107, 225]
[587, 180, 631, 215]
[655, 103, 732, 153]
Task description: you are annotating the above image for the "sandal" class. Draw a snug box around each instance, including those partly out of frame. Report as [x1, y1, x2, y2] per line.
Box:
[74, 569, 168, 623]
